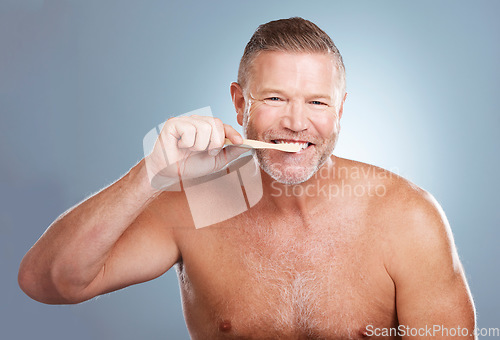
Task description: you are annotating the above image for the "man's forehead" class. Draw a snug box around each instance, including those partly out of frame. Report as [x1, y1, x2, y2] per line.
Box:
[249, 51, 339, 95]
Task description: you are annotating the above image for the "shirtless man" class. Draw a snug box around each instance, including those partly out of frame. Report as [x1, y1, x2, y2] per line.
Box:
[18, 17, 476, 339]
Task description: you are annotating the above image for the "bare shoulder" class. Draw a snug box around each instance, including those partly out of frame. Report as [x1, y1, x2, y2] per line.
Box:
[334, 156, 460, 273]
[334, 156, 445, 222]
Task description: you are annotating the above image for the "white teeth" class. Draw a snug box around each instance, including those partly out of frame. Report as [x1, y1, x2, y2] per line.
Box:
[275, 140, 309, 150]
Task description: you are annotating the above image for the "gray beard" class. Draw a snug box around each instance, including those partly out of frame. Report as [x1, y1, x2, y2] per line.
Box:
[251, 140, 337, 185]
[244, 117, 339, 185]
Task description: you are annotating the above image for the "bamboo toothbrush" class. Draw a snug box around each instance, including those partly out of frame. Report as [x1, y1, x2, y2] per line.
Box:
[224, 138, 301, 153]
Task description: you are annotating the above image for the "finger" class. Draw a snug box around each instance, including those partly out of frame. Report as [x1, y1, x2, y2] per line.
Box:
[195, 116, 225, 150]
[160, 120, 191, 165]
[223, 124, 244, 145]
[189, 119, 213, 152]
[172, 120, 197, 149]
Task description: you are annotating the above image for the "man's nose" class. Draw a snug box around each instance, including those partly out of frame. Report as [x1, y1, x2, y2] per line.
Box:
[280, 101, 309, 132]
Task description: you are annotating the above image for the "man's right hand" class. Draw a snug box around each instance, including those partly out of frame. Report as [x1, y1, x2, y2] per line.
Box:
[145, 115, 247, 187]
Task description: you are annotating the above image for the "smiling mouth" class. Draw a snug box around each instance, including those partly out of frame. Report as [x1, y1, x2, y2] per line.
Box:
[271, 139, 314, 151]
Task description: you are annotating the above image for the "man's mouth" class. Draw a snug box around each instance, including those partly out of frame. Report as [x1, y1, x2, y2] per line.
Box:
[271, 139, 314, 151]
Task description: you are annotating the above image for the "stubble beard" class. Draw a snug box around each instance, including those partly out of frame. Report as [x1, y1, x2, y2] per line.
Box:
[243, 114, 339, 185]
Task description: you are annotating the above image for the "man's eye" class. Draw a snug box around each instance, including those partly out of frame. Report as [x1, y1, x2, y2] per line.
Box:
[268, 97, 282, 101]
[311, 100, 326, 105]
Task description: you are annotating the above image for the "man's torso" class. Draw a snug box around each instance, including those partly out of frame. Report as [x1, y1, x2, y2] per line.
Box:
[161, 157, 403, 339]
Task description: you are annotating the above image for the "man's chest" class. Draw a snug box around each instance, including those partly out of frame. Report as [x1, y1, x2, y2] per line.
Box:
[175, 211, 398, 339]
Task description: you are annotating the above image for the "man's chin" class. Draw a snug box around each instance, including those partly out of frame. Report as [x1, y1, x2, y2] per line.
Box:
[268, 172, 315, 185]
[256, 158, 316, 185]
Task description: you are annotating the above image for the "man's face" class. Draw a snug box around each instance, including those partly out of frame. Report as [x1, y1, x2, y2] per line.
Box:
[241, 51, 344, 185]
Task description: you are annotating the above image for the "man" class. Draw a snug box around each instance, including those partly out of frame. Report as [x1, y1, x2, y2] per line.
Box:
[19, 17, 476, 339]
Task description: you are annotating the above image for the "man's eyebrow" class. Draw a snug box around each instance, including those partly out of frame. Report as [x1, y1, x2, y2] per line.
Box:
[256, 88, 288, 96]
[306, 94, 333, 101]
[257, 88, 333, 101]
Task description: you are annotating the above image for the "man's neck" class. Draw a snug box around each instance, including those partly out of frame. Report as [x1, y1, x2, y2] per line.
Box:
[258, 155, 340, 215]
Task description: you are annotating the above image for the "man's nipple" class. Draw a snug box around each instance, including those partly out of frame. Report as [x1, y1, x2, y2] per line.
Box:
[218, 320, 232, 332]
[360, 327, 370, 338]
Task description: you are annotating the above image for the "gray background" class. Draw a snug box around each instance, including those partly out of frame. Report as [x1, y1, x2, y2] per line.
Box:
[1, 0, 499, 339]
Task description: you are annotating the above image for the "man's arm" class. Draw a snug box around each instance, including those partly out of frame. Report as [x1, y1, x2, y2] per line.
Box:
[18, 116, 245, 304]
[18, 159, 180, 304]
[386, 189, 476, 338]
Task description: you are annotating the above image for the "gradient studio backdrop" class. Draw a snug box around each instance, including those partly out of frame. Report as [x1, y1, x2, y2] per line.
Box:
[1, 0, 499, 339]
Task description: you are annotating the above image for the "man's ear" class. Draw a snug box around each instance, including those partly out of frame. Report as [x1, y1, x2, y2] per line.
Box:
[338, 92, 347, 120]
[230, 82, 245, 126]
